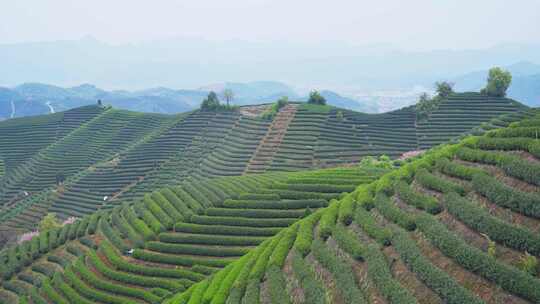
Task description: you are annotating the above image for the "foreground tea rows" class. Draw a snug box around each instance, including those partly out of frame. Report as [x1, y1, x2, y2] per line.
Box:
[0, 164, 387, 303]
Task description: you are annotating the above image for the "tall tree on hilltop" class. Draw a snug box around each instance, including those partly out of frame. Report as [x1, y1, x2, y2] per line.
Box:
[308, 90, 326, 105]
[200, 91, 221, 110]
[222, 89, 234, 107]
[481, 67, 512, 97]
[435, 81, 454, 98]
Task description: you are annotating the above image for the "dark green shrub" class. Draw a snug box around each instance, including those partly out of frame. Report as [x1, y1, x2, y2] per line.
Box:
[456, 147, 540, 186]
[395, 181, 441, 214]
[473, 137, 532, 151]
[76, 216, 90, 237]
[436, 158, 483, 180]
[530, 140, 540, 158]
[319, 200, 339, 240]
[41, 278, 69, 304]
[152, 192, 184, 222]
[364, 244, 417, 304]
[160, 188, 194, 219]
[146, 241, 248, 257]
[123, 207, 155, 241]
[38, 231, 49, 254]
[290, 250, 325, 304]
[354, 205, 392, 246]
[88, 249, 182, 291]
[374, 193, 416, 231]
[174, 222, 280, 237]
[133, 249, 230, 268]
[312, 238, 366, 303]
[241, 279, 260, 304]
[415, 168, 465, 195]
[266, 265, 292, 304]
[100, 240, 203, 281]
[249, 236, 282, 281]
[159, 232, 264, 246]
[338, 194, 356, 225]
[98, 217, 128, 252]
[293, 211, 322, 256]
[444, 192, 540, 255]
[87, 212, 102, 234]
[74, 257, 162, 303]
[391, 228, 483, 304]
[111, 207, 144, 248]
[190, 215, 294, 228]
[48, 228, 59, 250]
[472, 173, 540, 218]
[332, 224, 364, 260]
[487, 127, 540, 139]
[144, 194, 174, 229]
[416, 213, 540, 302]
[268, 224, 298, 267]
[208, 252, 252, 304]
[62, 266, 111, 304]
[134, 203, 165, 233]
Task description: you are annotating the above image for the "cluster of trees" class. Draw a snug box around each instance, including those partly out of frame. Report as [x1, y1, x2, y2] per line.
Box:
[416, 81, 454, 120]
[39, 213, 62, 231]
[200, 90, 237, 111]
[307, 90, 326, 105]
[416, 67, 513, 120]
[200, 89, 328, 111]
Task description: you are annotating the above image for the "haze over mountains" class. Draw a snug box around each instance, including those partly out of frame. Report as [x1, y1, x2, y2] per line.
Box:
[0, 81, 377, 120]
[2, 37, 540, 90]
[1, 38, 539, 120]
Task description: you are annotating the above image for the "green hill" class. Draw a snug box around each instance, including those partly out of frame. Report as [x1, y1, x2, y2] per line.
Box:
[0, 94, 528, 233]
[0, 93, 536, 303]
[168, 109, 540, 304]
[0, 163, 388, 303]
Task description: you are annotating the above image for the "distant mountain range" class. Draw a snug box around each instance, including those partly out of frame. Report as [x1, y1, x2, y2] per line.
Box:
[1, 36, 539, 119]
[0, 81, 374, 120]
[2, 63, 539, 121]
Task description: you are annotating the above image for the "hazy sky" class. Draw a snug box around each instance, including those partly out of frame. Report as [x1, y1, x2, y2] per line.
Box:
[1, 0, 539, 50]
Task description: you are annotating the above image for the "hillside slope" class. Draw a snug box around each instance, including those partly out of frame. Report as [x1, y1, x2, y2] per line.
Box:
[0, 105, 537, 304]
[0, 95, 529, 233]
[0, 163, 388, 303]
[169, 109, 540, 304]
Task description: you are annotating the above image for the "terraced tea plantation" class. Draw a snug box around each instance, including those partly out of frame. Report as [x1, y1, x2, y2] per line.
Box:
[0, 92, 537, 304]
[168, 110, 540, 304]
[0, 158, 4, 180]
[0, 163, 388, 303]
[417, 92, 525, 149]
[0, 94, 528, 235]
